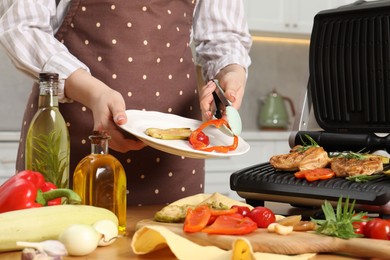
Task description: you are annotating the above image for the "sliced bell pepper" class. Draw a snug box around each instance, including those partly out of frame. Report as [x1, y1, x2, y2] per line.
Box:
[294, 168, 335, 182]
[183, 205, 211, 233]
[0, 170, 81, 213]
[202, 214, 258, 235]
[189, 119, 238, 153]
[207, 207, 239, 225]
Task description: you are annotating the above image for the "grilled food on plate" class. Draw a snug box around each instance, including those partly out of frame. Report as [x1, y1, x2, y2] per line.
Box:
[270, 145, 331, 171]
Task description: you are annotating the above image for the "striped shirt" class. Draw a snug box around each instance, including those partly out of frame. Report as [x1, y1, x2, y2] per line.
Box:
[0, 0, 252, 100]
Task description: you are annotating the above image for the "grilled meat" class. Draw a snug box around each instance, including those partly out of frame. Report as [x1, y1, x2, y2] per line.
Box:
[269, 145, 331, 171]
[330, 156, 383, 177]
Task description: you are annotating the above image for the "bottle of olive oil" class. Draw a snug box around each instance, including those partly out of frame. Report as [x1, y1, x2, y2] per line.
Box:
[25, 72, 70, 188]
[73, 131, 127, 234]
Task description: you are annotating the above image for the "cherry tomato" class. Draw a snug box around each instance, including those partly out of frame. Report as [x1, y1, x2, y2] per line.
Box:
[364, 218, 390, 240]
[189, 131, 209, 146]
[248, 206, 276, 228]
[353, 216, 368, 235]
[231, 205, 251, 217]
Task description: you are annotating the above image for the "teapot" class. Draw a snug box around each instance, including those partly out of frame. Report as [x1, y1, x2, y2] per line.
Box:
[258, 89, 295, 130]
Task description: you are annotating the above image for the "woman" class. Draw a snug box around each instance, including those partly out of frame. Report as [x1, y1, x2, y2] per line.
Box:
[0, 0, 252, 205]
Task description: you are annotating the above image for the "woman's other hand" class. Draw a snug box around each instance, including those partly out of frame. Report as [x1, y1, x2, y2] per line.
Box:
[64, 68, 146, 152]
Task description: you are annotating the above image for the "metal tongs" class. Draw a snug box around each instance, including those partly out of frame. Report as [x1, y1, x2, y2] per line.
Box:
[211, 79, 242, 136]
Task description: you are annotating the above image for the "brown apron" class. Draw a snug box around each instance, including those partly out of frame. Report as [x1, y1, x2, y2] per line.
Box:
[16, 0, 205, 205]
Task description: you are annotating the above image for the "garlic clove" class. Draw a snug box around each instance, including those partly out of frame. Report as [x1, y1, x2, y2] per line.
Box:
[92, 219, 119, 246]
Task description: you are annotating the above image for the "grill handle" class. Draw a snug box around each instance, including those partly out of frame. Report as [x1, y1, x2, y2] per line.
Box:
[291, 131, 390, 153]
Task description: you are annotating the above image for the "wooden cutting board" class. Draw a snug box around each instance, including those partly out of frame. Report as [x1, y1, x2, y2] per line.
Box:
[136, 219, 390, 259]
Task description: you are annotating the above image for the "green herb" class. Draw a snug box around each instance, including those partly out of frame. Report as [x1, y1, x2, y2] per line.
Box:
[329, 151, 368, 160]
[311, 197, 367, 239]
[346, 174, 382, 183]
[295, 134, 319, 152]
[31, 129, 68, 187]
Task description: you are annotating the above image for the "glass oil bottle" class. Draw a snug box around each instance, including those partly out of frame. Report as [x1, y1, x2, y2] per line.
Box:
[25, 72, 70, 188]
[73, 131, 127, 234]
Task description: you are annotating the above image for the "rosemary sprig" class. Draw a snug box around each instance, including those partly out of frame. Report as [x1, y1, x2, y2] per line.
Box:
[295, 134, 320, 152]
[31, 129, 68, 187]
[329, 151, 368, 160]
[311, 197, 367, 239]
[346, 174, 383, 183]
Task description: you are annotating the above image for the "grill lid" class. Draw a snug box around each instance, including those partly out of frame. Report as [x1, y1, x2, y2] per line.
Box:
[231, 1, 390, 216]
[309, 0, 390, 132]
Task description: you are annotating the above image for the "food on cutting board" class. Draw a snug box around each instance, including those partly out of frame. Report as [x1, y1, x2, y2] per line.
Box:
[154, 192, 316, 236]
[154, 192, 252, 223]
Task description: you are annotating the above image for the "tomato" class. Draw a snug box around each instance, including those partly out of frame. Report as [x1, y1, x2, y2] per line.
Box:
[231, 205, 251, 217]
[183, 205, 211, 233]
[248, 206, 276, 228]
[353, 216, 368, 235]
[294, 168, 335, 182]
[189, 131, 209, 146]
[364, 218, 390, 240]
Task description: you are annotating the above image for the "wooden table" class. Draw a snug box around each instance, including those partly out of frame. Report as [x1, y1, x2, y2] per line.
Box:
[0, 202, 379, 259]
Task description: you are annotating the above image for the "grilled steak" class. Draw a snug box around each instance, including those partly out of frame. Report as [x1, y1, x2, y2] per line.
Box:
[269, 145, 330, 171]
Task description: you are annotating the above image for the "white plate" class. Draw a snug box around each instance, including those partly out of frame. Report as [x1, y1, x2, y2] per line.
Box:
[119, 110, 250, 159]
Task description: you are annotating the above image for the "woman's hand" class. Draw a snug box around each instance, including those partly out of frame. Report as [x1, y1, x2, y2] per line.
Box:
[199, 64, 247, 121]
[64, 69, 146, 153]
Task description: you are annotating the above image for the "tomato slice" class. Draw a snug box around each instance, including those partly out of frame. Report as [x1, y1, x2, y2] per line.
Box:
[202, 214, 258, 235]
[183, 205, 211, 233]
[294, 168, 335, 182]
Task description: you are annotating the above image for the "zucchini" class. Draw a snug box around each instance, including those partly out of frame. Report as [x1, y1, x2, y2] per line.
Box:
[145, 128, 192, 140]
[0, 205, 118, 252]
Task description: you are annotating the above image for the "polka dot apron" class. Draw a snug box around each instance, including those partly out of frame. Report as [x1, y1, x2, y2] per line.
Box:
[16, 0, 205, 206]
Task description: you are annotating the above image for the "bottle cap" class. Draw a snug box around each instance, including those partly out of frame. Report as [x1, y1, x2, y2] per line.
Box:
[39, 72, 59, 82]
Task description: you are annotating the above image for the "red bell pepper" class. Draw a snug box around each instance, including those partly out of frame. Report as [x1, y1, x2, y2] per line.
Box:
[202, 214, 258, 235]
[0, 170, 81, 213]
[183, 205, 212, 233]
[189, 119, 238, 153]
[294, 168, 335, 182]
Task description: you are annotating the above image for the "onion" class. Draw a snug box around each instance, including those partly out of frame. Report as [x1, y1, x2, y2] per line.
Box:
[92, 219, 119, 246]
[58, 224, 100, 256]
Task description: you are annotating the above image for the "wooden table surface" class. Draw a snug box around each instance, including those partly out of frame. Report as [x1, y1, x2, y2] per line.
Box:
[0, 202, 379, 259]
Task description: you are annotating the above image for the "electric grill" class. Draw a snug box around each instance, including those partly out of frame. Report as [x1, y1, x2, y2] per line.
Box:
[230, 0, 390, 218]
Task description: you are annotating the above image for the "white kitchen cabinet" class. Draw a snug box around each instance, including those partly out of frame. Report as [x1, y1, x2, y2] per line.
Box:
[0, 132, 20, 185]
[244, 0, 356, 34]
[204, 131, 291, 200]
